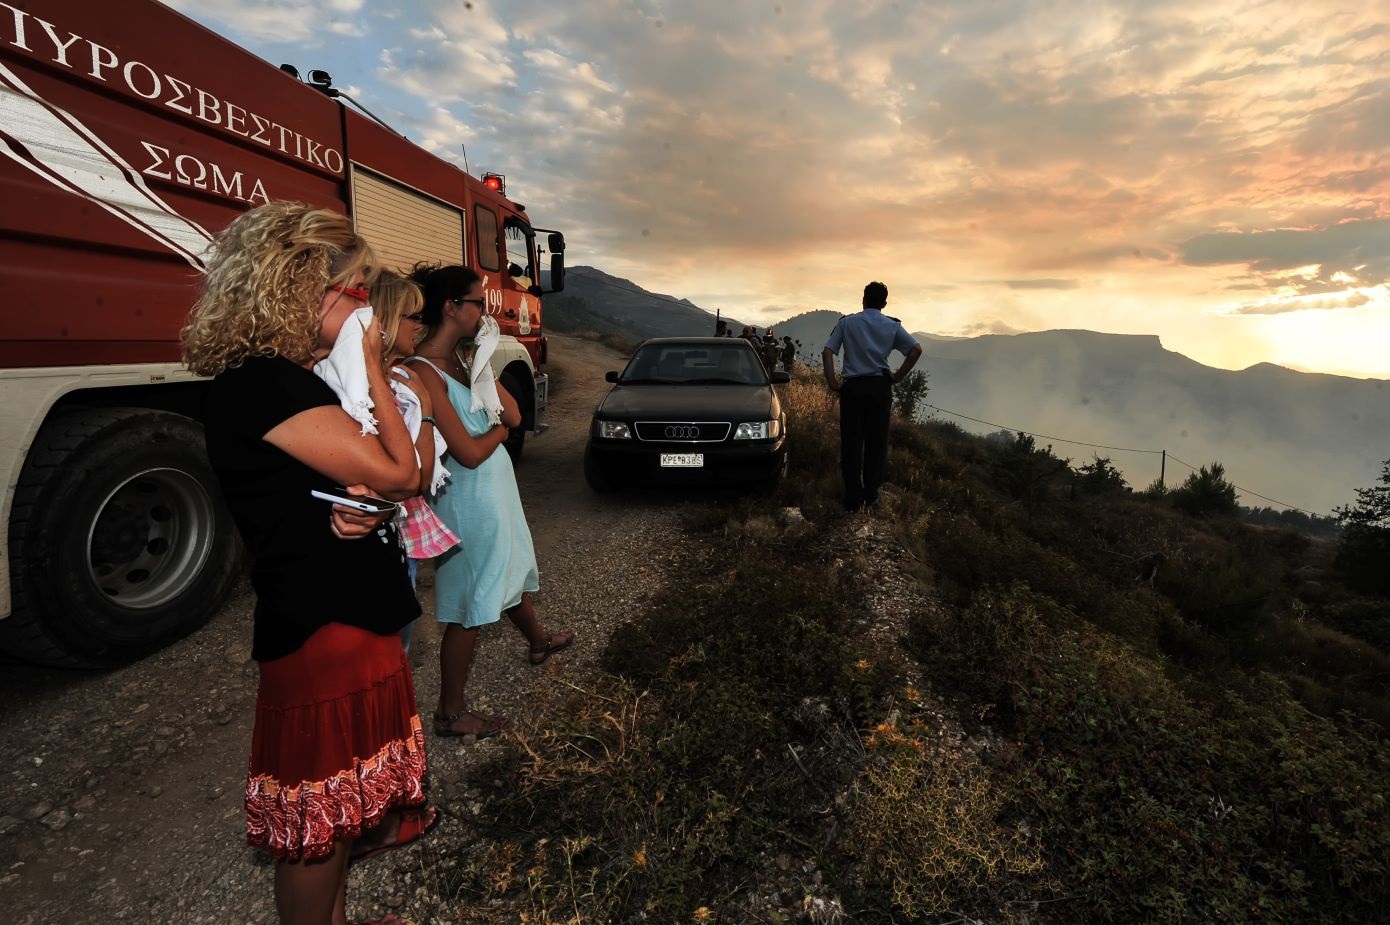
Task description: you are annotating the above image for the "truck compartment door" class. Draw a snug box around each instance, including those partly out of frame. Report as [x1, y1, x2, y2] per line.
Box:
[350, 166, 464, 272]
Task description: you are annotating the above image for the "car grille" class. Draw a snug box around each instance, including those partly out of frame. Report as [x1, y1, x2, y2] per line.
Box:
[634, 421, 731, 443]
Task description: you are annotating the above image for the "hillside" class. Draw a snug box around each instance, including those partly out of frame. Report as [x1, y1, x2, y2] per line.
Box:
[544, 266, 739, 341]
[461, 372, 1390, 924]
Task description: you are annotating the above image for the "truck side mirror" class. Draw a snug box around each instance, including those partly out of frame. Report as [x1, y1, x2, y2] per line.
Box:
[548, 232, 566, 253]
[547, 252, 565, 292]
[605, 371, 620, 383]
[771, 371, 791, 383]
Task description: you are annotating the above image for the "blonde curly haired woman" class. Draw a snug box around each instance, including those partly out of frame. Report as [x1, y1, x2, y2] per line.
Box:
[183, 202, 435, 925]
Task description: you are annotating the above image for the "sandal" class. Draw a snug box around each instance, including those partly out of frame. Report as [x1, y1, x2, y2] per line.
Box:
[350, 805, 442, 867]
[432, 707, 509, 740]
[529, 630, 576, 666]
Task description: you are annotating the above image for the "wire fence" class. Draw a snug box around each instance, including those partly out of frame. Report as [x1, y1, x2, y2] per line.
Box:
[922, 402, 1331, 518]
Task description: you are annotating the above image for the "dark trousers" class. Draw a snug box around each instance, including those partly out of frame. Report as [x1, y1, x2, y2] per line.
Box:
[838, 374, 893, 509]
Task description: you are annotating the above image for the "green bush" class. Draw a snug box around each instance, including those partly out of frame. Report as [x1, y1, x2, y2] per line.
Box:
[474, 553, 901, 921]
[1335, 458, 1390, 596]
[909, 582, 1390, 924]
[1170, 461, 1239, 518]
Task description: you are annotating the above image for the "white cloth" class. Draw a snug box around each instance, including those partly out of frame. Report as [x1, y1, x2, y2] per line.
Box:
[313, 306, 378, 435]
[469, 315, 504, 427]
[390, 367, 450, 495]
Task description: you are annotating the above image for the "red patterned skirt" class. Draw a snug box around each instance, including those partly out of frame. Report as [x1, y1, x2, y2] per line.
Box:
[246, 623, 427, 862]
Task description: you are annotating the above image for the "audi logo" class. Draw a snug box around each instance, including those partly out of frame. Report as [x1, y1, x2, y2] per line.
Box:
[664, 425, 700, 439]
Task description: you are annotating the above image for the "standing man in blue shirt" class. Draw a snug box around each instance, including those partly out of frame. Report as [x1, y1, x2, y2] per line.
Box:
[821, 281, 923, 511]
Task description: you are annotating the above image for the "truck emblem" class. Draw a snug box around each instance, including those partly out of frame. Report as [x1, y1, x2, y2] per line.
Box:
[0, 61, 212, 269]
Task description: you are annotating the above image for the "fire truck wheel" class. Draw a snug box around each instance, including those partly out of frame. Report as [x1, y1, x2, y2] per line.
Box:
[1, 408, 242, 668]
[500, 369, 528, 464]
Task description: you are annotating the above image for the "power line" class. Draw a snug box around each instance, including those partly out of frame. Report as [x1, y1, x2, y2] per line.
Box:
[925, 403, 1331, 518]
[924, 404, 1164, 455]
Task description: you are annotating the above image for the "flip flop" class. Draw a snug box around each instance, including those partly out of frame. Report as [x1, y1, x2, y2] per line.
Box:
[529, 630, 576, 666]
[432, 708, 510, 740]
[350, 805, 442, 867]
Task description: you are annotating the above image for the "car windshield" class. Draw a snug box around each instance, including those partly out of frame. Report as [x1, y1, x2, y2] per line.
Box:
[621, 344, 768, 385]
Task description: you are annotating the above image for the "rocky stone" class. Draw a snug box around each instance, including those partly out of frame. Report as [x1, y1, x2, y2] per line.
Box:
[150, 786, 164, 798]
[39, 809, 72, 831]
[23, 801, 53, 821]
[73, 796, 97, 813]
[155, 726, 176, 737]
[0, 815, 21, 836]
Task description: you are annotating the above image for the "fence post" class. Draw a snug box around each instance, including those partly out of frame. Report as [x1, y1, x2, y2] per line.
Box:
[1160, 449, 1166, 489]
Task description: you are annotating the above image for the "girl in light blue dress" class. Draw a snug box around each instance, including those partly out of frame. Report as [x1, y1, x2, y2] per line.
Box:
[408, 265, 573, 740]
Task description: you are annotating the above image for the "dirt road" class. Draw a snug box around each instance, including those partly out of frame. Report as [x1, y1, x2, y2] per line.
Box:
[0, 333, 694, 924]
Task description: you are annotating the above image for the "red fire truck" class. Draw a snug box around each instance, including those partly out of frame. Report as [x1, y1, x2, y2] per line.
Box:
[0, 0, 566, 666]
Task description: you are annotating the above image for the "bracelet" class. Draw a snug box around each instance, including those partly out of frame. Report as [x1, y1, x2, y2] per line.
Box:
[420, 415, 436, 426]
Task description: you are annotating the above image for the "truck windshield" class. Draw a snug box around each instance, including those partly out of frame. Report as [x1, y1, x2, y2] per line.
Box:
[621, 344, 768, 385]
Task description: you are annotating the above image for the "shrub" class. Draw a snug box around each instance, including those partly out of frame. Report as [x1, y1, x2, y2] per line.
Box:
[909, 583, 1390, 923]
[1074, 455, 1129, 496]
[1170, 461, 1239, 517]
[1335, 459, 1390, 596]
[891, 369, 930, 422]
[843, 734, 1047, 920]
[476, 551, 901, 921]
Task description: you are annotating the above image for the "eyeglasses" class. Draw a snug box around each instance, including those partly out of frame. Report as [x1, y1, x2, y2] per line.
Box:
[448, 297, 486, 307]
[327, 283, 371, 301]
[401, 312, 425, 323]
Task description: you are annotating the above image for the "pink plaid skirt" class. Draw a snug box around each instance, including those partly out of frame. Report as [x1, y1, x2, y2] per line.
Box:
[396, 496, 460, 559]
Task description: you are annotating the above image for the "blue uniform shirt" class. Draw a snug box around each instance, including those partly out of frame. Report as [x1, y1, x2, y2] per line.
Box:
[824, 309, 919, 379]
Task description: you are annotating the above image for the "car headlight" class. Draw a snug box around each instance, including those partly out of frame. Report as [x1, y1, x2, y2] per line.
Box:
[734, 419, 781, 440]
[596, 420, 632, 439]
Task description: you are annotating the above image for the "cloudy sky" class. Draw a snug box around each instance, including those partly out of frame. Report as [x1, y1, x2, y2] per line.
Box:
[167, 0, 1390, 378]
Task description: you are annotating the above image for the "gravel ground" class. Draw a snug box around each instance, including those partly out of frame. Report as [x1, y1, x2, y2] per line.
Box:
[0, 334, 702, 924]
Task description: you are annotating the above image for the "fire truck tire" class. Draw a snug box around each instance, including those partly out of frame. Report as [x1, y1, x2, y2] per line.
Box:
[1, 408, 241, 668]
[500, 369, 528, 464]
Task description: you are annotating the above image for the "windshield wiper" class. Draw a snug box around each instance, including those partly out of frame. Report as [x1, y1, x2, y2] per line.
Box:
[684, 377, 749, 385]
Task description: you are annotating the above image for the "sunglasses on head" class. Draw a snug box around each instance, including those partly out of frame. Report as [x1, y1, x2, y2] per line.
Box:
[327, 283, 371, 301]
[448, 296, 486, 307]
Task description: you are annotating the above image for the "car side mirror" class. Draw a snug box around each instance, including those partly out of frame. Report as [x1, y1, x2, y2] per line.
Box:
[605, 371, 620, 383]
[771, 371, 791, 383]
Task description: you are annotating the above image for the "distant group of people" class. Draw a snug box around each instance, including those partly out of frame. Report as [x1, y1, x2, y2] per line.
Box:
[714, 318, 799, 373]
[181, 202, 572, 923]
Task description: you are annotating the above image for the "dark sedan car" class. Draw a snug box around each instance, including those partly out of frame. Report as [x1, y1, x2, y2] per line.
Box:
[584, 337, 789, 491]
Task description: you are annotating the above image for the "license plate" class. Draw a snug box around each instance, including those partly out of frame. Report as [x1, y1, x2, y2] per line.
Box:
[660, 453, 704, 468]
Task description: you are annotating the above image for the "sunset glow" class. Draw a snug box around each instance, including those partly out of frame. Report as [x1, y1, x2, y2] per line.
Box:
[170, 0, 1390, 377]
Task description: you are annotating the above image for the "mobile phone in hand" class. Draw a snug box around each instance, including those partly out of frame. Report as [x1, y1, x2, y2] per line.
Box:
[309, 488, 398, 514]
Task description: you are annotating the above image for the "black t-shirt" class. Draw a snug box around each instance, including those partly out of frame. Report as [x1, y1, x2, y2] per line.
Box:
[203, 355, 420, 661]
